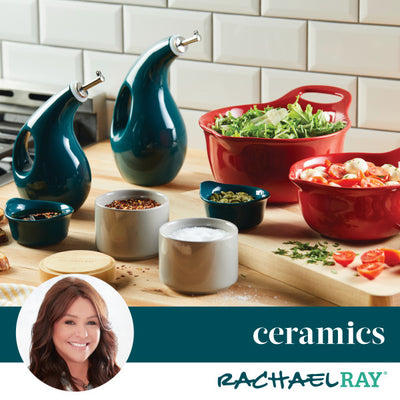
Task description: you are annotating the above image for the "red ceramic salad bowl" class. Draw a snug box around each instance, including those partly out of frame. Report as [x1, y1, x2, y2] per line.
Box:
[199, 85, 351, 203]
[289, 147, 400, 241]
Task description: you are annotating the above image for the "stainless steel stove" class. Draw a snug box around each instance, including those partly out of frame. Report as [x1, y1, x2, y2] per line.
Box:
[0, 80, 107, 186]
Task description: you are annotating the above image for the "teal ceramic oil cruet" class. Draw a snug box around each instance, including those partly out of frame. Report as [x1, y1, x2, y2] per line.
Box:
[110, 31, 201, 186]
[12, 71, 105, 211]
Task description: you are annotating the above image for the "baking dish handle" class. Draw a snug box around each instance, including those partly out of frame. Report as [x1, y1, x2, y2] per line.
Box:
[276, 85, 352, 115]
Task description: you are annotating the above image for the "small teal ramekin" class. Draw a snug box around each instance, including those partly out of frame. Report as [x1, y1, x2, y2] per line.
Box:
[199, 181, 270, 230]
[5, 198, 74, 247]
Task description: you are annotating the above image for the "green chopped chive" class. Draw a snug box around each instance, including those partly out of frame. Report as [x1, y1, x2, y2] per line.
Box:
[273, 240, 339, 267]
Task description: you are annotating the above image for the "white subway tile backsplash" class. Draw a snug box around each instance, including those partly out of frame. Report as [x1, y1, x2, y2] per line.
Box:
[39, 0, 123, 52]
[309, 21, 400, 79]
[0, 0, 38, 43]
[170, 60, 260, 110]
[123, 6, 212, 61]
[360, 0, 400, 26]
[180, 109, 208, 150]
[1, 1, 400, 142]
[84, 51, 138, 98]
[358, 77, 400, 132]
[345, 128, 400, 152]
[262, 0, 358, 22]
[2, 42, 82, 86]
[214, 14, 306, 70]
[169, 0, 260, 15]
[84, 0, 166, 6]
[261, 69, 357, 125]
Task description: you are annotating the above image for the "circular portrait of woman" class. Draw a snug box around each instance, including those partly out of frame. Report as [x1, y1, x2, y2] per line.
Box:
[16, 274, 133, 392]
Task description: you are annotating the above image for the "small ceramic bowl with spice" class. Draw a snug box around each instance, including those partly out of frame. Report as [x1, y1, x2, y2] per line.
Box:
[199, 181, 270, 230]
[159, 217, 238, 294]
[5, 198, 74, 247]
[95, 189, 169, 260]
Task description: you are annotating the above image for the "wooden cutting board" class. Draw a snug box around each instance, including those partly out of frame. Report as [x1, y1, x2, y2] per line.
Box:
[171, 189, 400, 306]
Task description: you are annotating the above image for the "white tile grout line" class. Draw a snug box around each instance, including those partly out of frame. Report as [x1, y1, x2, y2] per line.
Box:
[37, 0, 41, 44]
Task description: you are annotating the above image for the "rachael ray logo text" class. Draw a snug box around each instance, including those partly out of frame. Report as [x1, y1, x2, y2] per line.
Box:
[217, 370, 387, 390]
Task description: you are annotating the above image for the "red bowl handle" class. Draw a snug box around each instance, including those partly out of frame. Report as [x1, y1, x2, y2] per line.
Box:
[274, 85, 352, 116]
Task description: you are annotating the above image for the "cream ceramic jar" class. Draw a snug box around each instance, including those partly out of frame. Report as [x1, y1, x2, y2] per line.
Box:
[95, 189, 169, 260]
[159, 217, 238, 294]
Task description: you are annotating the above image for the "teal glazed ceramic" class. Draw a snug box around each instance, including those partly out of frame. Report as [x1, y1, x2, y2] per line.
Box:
[12, 73, 104, 210]
[5, 198, 74, 247]
[111, 32, 200, 186]
[199, 181, 270, 230]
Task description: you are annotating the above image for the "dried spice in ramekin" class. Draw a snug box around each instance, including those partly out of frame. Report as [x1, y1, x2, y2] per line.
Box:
[16, 211, 62, 221]
[105, 198, 161, 210]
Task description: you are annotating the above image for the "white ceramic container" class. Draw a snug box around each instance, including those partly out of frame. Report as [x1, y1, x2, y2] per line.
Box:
[159, 217, 238, 294]
[95, 189, 169, 260]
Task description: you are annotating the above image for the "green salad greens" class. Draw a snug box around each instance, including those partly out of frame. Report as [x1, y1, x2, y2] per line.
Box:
[212, 96, 346, 139]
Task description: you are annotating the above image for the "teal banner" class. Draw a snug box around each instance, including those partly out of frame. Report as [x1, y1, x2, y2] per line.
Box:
[1, 307, 399, 363]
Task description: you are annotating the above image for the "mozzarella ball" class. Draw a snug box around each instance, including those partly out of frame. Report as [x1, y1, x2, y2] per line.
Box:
[342, 173, 357, 179]
[314, 166, 327, 173]
[385, 181, 400, 186]
[300, 168, 326, 180]
[382, 164, 400, 181]
[344, 158, 369, 174]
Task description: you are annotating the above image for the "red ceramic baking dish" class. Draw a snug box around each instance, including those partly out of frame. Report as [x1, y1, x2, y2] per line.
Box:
[199, 85, 351, 203]
[289, 147, 400, 241]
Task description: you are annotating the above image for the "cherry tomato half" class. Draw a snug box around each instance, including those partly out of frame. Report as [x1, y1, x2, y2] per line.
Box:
[367, 166, 390, 181]
[360, 177, 386, 188]
[380, 248, 400, 267]
[333, 250, 357, 267]
[360, 249, 385, 264]
[357, 262, 384, 280]
[327, 163, 346, 180]
[331, 178, 361, 188]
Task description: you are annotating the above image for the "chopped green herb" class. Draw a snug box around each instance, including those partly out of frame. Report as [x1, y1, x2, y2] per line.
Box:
[273, 240, 340, 266]
[274, 248, 289, 256]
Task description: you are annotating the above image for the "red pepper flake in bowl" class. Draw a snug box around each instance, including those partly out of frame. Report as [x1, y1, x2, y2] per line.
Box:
[17, 211, 62, 221]
[105, 198, 161, 210]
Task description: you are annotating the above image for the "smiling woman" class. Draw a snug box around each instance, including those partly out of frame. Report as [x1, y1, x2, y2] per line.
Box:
[23, 276, 125, 391]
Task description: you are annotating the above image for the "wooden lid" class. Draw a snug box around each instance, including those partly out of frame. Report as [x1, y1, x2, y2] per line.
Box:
[39, 250, 115, 282]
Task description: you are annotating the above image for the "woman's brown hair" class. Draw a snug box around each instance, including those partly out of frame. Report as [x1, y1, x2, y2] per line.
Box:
[29, 277, 120, 390]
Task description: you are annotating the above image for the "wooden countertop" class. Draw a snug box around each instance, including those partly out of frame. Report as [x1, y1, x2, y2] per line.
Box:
[0, 141, 333, 306]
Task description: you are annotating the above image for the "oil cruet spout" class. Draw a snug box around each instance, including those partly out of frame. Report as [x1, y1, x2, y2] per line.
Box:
[171, 30, 201, 54]
[75, 70, 105, 99]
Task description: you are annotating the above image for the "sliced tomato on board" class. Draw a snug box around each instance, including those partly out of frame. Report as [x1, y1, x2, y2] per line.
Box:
[333, 250, 357, 267]
[327, 163, 347, 180]
[379, 248, 400, 267]
[357, 262, 384, 280]
[360, 249, 385, 264]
